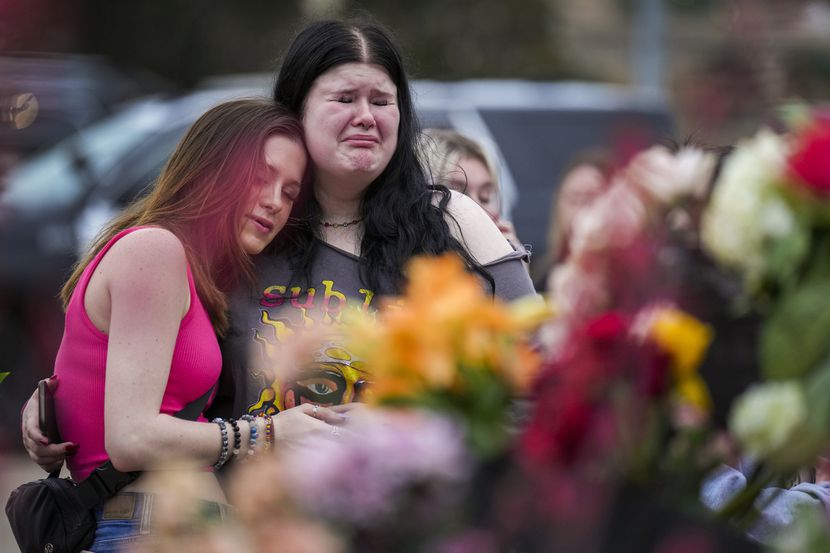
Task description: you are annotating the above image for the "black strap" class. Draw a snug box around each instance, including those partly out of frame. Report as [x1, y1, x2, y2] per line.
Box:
[71, 383, 217, 510]
[172, 383, 216, 422]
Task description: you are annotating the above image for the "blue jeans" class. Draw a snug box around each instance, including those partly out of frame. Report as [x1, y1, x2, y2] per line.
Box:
[87, 493, 150, 553]
[86, 492, 232, 553]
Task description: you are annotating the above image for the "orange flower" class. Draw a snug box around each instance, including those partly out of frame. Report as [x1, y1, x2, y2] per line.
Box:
[343, 253, 547, 404]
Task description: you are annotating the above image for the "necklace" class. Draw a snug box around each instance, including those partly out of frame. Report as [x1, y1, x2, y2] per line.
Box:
[321, 218, 363, 228]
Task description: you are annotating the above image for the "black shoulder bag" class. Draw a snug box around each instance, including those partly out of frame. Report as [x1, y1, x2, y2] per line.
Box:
[5, 384, 215, 553]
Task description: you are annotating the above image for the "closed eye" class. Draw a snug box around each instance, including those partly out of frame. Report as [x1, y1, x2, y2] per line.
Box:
[283, 184, 300, 202]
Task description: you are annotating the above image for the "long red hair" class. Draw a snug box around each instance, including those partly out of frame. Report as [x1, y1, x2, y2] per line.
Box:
[61, 98, 307, 335]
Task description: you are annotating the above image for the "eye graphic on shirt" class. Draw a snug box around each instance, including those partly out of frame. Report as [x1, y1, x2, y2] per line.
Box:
[246, 283, 377, 416]
[306, 380, 335, 395]
[288, 367, 348, 406]
[280, 348, 370, 410]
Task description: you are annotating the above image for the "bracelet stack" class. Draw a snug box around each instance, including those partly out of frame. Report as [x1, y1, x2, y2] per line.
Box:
[214, 414, 270, 468]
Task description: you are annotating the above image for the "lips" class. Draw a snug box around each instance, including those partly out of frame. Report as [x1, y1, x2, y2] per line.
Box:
[248, 215, 274, 233]
[343, 134, 379, 147]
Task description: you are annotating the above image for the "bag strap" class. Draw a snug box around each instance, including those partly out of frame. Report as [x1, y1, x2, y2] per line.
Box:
[71, 383, 217, 510]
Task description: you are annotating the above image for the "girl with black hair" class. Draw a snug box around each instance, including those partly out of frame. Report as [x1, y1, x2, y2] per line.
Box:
[214, 19, 535, 420]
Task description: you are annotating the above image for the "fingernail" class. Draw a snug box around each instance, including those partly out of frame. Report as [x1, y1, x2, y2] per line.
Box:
[39, 438, 49, 445]
[48, 375, 57, 380]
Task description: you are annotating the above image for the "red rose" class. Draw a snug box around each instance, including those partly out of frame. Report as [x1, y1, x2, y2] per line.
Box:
[788, 117, 830, 197]
[636, 339, 672, 398]
[585, 312, 629, 343]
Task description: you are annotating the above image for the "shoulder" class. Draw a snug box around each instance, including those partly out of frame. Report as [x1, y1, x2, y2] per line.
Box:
[106, 227, 186, 264]
[436, 190, 513, 264]
[100, 227, 188, 286]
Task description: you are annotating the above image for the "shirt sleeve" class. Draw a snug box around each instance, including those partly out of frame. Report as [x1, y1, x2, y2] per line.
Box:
[701, 463, 830, 544]
[482, 250, 538, 302]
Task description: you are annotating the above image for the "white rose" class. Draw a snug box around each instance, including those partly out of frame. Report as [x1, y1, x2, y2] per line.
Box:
[729, 381, 807, 461]
[701, 129, 792, 289]
[626, 145, 716, 205]
[759, 196, 797, 238]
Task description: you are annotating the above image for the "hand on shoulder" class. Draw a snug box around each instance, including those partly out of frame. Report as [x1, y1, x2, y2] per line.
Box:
[440, 190, 514, 264]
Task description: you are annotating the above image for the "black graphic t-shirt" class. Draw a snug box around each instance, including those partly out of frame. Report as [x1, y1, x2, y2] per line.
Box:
[211, 240, 535, 419]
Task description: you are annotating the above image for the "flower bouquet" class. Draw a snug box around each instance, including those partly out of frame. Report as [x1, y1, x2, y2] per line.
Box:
[343, 252, 549, 459]
[699, 110, 830, 536]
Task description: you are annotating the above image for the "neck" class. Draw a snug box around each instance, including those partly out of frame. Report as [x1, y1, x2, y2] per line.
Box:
[314, 180, 364, 222]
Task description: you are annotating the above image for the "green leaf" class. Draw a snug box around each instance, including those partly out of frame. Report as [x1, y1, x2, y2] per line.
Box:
[765, 224, 811, 291]
[0, 372, 8, 384]
[805, 352, 830, 438]
[762, 237, 830, 379]
[810, 200, 830, 229]
[775, 101, 813, 132]
[767, 355, 830, 470]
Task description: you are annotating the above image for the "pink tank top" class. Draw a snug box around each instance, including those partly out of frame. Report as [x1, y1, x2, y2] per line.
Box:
[53, 227, 221, 481]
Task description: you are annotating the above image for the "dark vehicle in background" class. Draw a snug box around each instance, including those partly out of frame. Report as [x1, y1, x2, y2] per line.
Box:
[0, 77, 672, 448]
[0, 54, 170, 161]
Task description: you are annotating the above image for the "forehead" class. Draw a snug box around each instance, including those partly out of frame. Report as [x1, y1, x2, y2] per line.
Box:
[311, 62, 397, 94]
[262, 135, 306, 178]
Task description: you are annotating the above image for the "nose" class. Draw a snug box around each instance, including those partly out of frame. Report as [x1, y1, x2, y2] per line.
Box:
[259, 182, 284, 213]
[351, 99, 375, 129]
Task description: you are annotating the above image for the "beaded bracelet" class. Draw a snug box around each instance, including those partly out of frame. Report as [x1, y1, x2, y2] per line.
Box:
[257, 413, 274, 451]
[211, 418, 230, 470]
[228, 418, 242, 459]
[264, 414, 275, 450]
[239, 414, 258, 457]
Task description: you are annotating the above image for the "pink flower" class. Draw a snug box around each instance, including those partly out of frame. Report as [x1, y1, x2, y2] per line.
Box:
[548, 258, 610, 320]
[788, 116, 830, 197]
[568, 179, 648, 257]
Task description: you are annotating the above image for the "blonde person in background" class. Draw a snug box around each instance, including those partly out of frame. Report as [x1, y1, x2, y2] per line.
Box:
[421, 128, 529, 263]
[532, 149, 614, 290]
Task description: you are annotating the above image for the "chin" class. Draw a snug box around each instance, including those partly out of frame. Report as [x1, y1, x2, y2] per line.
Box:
[346, 150, 386, 174]
[240, 238, 265, 256]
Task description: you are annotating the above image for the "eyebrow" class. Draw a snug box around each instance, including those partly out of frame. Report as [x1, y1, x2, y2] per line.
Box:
[258, 164, 277, 179]
[324, 84, 396, 96]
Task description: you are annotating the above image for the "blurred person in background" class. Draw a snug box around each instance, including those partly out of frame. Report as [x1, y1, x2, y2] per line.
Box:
[420, 128, 528, 260]
[533, 149, 614, 291]
[22, 19, 536, 476]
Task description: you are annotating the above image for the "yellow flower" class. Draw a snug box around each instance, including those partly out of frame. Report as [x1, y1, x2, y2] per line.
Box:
[507, 295, 556, 331]
[674, 374, 712, 413]
[650, 307, 713, 380]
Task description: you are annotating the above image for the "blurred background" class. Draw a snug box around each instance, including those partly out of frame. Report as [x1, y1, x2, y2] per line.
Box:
[0, 2, 828, 541]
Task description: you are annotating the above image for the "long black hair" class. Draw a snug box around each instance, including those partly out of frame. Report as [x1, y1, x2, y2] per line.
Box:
[273, 19, 491, 293]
